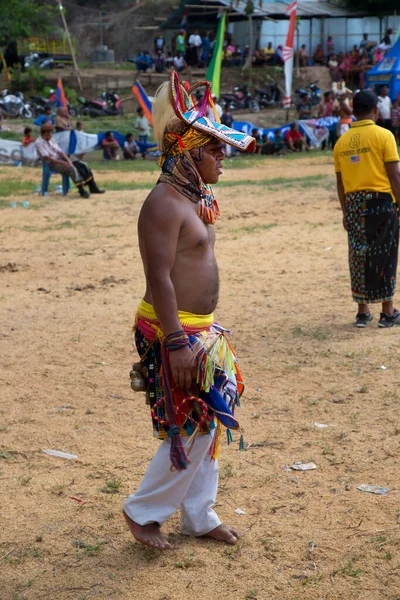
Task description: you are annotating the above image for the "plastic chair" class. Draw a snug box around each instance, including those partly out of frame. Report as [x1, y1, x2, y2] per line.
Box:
[41, 161, 69, 196]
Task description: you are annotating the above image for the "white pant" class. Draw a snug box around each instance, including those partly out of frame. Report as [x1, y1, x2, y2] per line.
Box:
[123, 431, 221, 536]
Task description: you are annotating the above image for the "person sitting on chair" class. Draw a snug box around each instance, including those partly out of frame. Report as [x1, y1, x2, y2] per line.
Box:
[35, 124, 105, 198]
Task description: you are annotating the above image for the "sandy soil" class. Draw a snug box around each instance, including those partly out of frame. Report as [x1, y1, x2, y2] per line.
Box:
[1, 155, 400, 600]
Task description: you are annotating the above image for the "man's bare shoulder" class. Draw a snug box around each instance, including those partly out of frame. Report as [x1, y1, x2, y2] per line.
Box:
[141, 183, 187, 216]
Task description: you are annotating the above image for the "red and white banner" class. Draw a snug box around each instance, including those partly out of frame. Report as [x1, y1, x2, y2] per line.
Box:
[283, 0, 297, 109]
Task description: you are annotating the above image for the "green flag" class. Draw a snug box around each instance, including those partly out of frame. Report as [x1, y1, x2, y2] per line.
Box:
[206, 13, 226, 98]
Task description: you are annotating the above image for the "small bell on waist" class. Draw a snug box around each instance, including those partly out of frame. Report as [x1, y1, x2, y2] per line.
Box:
[129, 362, 147, 392]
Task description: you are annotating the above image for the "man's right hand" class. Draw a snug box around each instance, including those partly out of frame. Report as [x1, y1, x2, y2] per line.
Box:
[168, 346, 197, 391]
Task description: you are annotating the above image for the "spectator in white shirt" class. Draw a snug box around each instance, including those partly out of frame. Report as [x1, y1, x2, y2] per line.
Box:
[377, 85, 393, 132]
[123, 133, 139, 160]
[35, 124, 104, 197]
[188, 29, 202, 65]
[173, 52, 187, 72]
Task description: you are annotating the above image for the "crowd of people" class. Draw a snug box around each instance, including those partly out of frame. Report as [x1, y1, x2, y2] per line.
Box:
[133, 27, 395, 88]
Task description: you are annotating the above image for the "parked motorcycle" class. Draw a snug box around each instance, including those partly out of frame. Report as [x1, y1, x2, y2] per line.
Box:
[254, 82, 282, 108]
[78, 91, 123, 117]
[30, 95, 78, 117]
[295, 80, 321, 106]
[0, 90, 34, 119]
[219, 86, 260, 113]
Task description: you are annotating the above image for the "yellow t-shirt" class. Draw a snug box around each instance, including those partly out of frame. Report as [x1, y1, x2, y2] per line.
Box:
[334, 120, 399, 198]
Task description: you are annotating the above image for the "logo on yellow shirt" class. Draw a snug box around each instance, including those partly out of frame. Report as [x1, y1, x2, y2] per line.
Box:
[350, 134, 360, 149]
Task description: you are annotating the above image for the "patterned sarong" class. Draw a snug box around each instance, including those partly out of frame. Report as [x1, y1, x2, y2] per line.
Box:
[134, 300, 243, 454]
[345, 191, 399, 304]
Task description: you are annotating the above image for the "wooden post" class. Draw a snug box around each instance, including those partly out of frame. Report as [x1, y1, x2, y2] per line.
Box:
[56, 0, 83, 91]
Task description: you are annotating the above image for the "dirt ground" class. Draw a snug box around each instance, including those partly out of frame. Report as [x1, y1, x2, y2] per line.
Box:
[1, 155, 400, 600]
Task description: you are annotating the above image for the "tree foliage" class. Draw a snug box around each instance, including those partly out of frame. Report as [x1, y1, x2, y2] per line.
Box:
[0, 0, 56, 46]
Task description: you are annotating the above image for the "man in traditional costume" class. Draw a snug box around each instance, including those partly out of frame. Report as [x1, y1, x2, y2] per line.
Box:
[123, 72, 255, 549]
[334, 90, 400, 327]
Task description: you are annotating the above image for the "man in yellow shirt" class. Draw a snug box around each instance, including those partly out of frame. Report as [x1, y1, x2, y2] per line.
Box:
[334, 90, 400, 327]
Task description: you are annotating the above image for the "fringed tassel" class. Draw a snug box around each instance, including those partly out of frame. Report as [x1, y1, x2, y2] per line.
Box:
[226, 428, 234, 445]
[161, 342, 189, 471]
[239, 431, 245, 451]
[209, 420, 223, 460]
[169, 425, 190, 470]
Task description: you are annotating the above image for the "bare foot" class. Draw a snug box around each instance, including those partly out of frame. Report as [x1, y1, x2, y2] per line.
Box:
[201, 524, 240, 545]
[123, 511, 172, 550]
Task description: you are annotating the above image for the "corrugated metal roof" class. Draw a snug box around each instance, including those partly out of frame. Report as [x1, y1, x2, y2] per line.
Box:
[201, 0, 366, 18]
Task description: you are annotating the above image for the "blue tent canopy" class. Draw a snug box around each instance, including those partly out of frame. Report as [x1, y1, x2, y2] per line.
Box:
[366, 37, 400, 101]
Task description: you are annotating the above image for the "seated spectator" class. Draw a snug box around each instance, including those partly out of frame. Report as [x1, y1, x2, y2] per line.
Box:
[328, 53, 340, 81]
[264, 42, 275, 64]
[373, 46, 384, 64]
[251, 127, 261, 153]
[276, 45, 284, 66]
[284, 123, 309, 152]
[297, 93, 312, 119]
[55, 107, 71, 132]
[22, 127, 34, 146]
[35, 124, 105, 198]
[173, 51, 187, 72]
[259, 133, 273, 155]
[102, 131, 119, 160]
[339, 52, 353, 83]
[225, 41, 235, 58]
[273, 129, 286, 154]
[232, 45, 243, 66]
[351, 45, 360, 62]
[253, 48, 266, 66]
[123, 133, 139, 160]
[154, 50, 165, 73]
[313, 44, 325, 65]
[34, 105, 55, 127]
[299, 44, 308, 67]
[357, 49, 370, 89]
[165, 51, 174, 70]
[136, 50, 152, 72]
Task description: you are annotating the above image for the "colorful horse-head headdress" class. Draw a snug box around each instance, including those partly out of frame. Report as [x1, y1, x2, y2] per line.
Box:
[153, 71, 256, 224]
[154, 71, 256, 161]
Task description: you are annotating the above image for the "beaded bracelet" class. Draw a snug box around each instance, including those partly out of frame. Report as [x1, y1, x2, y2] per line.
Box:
[164, 330, 190, 352]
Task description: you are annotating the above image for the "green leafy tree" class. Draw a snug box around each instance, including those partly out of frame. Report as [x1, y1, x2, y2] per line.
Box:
[0, 0, 56, 46]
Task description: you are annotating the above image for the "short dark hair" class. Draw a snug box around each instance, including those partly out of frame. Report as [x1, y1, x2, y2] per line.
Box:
[126, 132, 133, 139]
[105, 130, 112, 137]
[44, 105, 52, 111]
[323, 91, 331, 98]
[137, 107, 144, 114]
[24, 127, 32, 135]
[353, 90, 378, 118]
